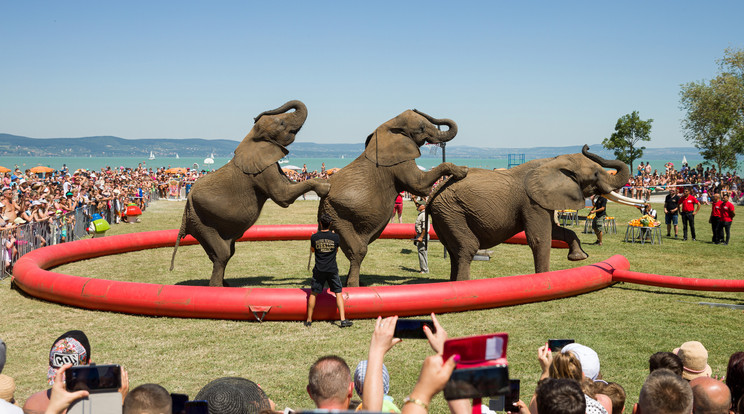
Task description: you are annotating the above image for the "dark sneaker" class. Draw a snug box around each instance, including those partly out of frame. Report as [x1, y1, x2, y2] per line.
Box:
[304, 321, 312, 327]
[340, 320, 353, 328]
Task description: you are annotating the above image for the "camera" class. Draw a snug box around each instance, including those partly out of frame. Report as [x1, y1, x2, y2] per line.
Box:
[65, 364, 122, 392]
[394, 319, 435, 339]
[548, 339, 574, 352]
[65, 364, 123, 414]
[444, 365, 510, 400]
[488, 379, 520, 413]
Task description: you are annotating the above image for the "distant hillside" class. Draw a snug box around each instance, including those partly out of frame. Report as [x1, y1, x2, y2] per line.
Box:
[0, 133, 704, 160]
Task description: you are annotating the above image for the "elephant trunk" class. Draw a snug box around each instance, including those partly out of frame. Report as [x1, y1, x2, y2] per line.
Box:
[253, 100, 308, 130]
[413, 109, 458, 142]
[581, 144, 629, 190]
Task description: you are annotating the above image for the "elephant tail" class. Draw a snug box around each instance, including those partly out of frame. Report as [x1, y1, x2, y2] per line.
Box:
[170, 202, 190, 271]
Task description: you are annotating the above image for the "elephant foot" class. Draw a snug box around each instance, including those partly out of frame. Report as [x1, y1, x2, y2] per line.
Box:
[209, 279, 230, 287]
[567, 249, 588, 261]
[345, 274, 360, 288]
[315, 182, 331, 198]
[452, 166, 469, 180]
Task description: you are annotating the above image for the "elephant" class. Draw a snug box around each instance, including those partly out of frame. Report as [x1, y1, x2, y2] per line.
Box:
[318, 109, 469, 287]
[428, 145, 645, 281]
[170, 100, 330, 287]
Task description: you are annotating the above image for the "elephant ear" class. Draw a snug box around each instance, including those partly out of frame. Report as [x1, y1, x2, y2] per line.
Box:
[363, 128, 421, 166]
[525, 157, 586, 211]
[233, 137, 289, 174]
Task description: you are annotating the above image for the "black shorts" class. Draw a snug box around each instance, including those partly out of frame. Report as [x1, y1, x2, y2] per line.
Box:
[311, 269, 343, 294]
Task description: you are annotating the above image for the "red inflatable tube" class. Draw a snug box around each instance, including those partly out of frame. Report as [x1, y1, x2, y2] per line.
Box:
[612, 269, 744, 292]
[13, 224, 587, 321]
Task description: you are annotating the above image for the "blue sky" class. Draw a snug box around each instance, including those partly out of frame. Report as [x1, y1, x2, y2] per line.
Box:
[1, 1, 742, 148]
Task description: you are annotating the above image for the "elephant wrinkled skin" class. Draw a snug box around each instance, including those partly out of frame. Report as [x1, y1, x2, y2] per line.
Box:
[170, 100, 329, 287]
[429, 145, 634, 281]
[319, 109, 468, 287]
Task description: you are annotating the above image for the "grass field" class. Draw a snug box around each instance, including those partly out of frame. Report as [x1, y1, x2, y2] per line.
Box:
[2, 197, 743, 412]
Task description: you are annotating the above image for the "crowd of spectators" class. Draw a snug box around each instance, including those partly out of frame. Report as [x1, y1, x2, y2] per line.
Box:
[1, 164, 207, 277]
[1, 320, 743, 414]
[623, 161, 742, 205]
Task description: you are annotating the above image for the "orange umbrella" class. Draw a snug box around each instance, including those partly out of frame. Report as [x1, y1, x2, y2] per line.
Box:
[30, 166, 54, 173]
[326, 167, 341, 175]
[165, 167, 188, 174]
[0, 166, 10, 173]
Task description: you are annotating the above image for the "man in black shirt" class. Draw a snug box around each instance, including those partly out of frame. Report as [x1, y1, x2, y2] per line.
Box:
[306, 213, 352, 328]
[664, 188, 680, 237]
[590, 195, 607, 245]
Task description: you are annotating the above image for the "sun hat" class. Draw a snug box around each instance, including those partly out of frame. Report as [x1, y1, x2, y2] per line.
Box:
[47, 330, 91, 385]
[354, 360, 390, 397]
[0, 374, 16, 402]
[194, 377, 271, 414]
[674, 341, 712, 380]
[562, 343, 600, 381]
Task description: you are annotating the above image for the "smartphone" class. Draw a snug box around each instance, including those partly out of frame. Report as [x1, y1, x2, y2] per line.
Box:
[443, 365, 509, 400]
[185, 400, 209, 414]
[548, 339, 574, 352]
[65, 364, 122, 392]
[394, 319, 435, 339]
[171, 393, 189, 414]
[488, 379, 520, 412]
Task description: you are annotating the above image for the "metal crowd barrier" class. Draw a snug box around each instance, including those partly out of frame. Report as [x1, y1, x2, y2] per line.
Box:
[1, 190, 156, 280]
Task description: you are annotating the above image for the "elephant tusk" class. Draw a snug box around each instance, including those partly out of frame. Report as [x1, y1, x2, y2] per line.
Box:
[604, 191, 645, 207]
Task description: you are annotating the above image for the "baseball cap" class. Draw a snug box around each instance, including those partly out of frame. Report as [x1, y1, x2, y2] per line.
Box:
[354, 360, 390, 397]
[47, 330, 91, 385]
[674, 341, 712, 380]
[562, 343, 600, 381]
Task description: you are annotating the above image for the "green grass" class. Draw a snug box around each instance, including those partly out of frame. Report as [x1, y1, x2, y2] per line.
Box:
[2, 198, 742, 412]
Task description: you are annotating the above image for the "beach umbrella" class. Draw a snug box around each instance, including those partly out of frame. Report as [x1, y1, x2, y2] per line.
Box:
[30, 166, 54, 174]
[282, 165, 303, 171]
[281, 168, 297, 175]
[165, 167, 188, 174]
[0, 166, 10, 173]
[326, 167, 341, 175]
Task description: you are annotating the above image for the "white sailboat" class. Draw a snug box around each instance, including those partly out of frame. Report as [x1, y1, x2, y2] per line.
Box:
[204, 153, 215, 165]
[279, 156, 289, 164]
[149, 151, 155, 160]
[176, 153, 180, 159]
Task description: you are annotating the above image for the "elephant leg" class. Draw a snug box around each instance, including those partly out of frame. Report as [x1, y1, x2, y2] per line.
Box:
[397, 162, 468, 196]
[551, 222, 588, 261]
[269, 179, 329, 207]
[524, 216, 554, 273]
[192, 227, 235, 287]
[334, 221, 367, 287]
[435, 218, 478, 281]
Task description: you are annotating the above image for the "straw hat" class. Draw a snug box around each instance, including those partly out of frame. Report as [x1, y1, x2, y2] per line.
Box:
[0, 374, 16, 403]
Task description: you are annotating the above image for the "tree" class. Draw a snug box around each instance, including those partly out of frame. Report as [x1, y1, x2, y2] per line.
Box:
[602, 111, 653, 172]
[680, 47, 744, 173]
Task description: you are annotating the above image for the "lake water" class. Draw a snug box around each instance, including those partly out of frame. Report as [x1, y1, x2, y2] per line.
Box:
[0, 155, 728, 176]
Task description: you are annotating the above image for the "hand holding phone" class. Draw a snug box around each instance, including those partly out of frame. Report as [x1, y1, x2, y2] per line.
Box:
[394, 319, 435, 339]
[185, 400, 208, 414]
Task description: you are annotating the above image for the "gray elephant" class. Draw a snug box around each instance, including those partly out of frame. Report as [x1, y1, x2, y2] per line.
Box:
[428, 145, 644, 281]
[319, 109, 468, 287]
[170, 100, 329, 287]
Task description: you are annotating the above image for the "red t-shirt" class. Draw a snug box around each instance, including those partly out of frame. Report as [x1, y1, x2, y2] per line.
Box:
[678, 194, 699, 212]
[721, 201, 735, 222]
[711, 200, 723, 218]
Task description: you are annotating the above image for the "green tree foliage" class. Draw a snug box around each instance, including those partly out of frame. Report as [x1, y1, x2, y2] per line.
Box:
[679, 47, 744, 173]
[602, 111, 653, 172]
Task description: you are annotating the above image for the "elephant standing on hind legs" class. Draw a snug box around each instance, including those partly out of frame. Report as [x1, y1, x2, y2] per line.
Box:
[428, 145, 645, 281]
[319, 109, 468, 287]
[170, 100, 330, 287]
